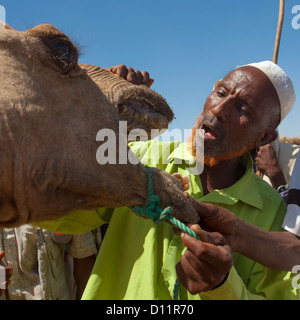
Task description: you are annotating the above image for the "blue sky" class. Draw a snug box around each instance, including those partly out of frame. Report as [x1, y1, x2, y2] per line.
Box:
[1, 0, 300, 140]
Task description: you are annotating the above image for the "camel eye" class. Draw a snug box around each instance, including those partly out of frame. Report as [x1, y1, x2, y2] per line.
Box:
[51, 41, 71, 60]
[47, 38, 78, 73]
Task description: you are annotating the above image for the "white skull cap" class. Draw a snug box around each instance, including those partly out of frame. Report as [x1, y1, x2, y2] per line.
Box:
[244, 61, 295, 123]
[213, 61, 295, 123]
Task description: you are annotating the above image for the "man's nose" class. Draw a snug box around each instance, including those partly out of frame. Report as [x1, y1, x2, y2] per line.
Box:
[211, 98, 233, 122]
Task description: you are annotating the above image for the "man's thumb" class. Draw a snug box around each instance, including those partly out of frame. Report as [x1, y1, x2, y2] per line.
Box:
[184, 193, 217, 218]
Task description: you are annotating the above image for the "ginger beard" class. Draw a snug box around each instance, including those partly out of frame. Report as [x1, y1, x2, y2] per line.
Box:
[188, 116, 258, 167]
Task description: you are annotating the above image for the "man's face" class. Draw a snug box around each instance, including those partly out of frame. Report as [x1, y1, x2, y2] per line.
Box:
[194, 66, 280, 166]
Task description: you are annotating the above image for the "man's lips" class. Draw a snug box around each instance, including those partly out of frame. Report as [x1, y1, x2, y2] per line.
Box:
[200, 123, 218, 139]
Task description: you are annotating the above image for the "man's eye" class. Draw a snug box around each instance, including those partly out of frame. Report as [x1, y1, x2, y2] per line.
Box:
[216, 91, 226, 98]
[238, 104, 250, 116]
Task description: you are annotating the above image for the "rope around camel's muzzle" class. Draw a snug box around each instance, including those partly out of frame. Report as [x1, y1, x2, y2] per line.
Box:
[129, 166, 202, 300]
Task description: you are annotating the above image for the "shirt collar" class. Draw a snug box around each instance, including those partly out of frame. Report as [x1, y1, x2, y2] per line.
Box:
[167, 142, 196, 163]
[204, 153, 264, 210]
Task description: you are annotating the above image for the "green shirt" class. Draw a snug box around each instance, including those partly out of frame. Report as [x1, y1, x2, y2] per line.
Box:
[37, 140, 298, 300]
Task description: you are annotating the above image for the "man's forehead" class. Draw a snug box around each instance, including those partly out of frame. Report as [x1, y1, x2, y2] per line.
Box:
[223, 66, 265, 84]
[215, 67, 281, 117]
[221, 66, 277, 98]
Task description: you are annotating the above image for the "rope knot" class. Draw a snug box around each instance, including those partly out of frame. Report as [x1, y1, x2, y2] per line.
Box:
[145, 194, 160, 211]
[152, 206, 173, 225]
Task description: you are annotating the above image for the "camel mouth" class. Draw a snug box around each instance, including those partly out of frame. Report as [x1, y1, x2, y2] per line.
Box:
[117, 99, 170, 133]
[80, 63, 174, 138]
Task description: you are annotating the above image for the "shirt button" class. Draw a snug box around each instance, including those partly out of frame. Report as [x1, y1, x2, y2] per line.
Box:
[7, 249, 11, 254]
[164, 281, 169, 287]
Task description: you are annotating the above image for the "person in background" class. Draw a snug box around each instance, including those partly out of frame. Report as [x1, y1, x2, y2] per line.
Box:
[0, 226, 99, 300]
[69, 228, 102, 299]
[0, 251, 13, 298]
[254, 133, 299, 193]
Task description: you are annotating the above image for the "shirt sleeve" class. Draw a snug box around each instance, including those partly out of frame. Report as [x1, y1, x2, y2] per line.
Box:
[200, 265, 297, 300]
[199, 267, 266, 300]
[68, 232, 98, 259]
[33, 208, 113, 234]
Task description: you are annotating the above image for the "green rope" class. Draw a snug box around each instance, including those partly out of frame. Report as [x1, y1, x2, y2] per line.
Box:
[173, 278, 181, 300]
[129, 166, 202, 300]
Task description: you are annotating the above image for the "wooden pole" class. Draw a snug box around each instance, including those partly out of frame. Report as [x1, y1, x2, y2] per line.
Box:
[257, 0, 285, 179]
[273, 0, 285, 64]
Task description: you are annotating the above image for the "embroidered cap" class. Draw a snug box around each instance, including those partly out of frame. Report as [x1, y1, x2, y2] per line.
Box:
[246, 61, 295, 123]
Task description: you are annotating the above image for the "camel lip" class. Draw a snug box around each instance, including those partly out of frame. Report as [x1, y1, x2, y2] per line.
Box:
[117, 100, 170, 130]
[118, 98, 155, 113]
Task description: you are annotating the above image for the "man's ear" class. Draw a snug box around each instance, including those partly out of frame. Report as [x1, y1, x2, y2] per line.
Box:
[256, 129, 278, 147]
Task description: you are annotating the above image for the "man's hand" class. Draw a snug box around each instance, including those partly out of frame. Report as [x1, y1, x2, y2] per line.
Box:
[172, 173, 191, 191]
[106, 64, 154, 87]
[184, 193, 240, 250]
[255, 144, 286, 189]
[255, 144, 278, 175]
[176, 224, 233, 294]
[0, 251, 13, 297]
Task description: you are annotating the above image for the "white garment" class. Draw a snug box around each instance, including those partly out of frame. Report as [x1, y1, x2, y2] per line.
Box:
[282, 154, 300, 236]
[262, 137, 300, 187]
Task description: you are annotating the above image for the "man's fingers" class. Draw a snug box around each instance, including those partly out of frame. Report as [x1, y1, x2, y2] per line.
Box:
[141, 71, 150, 84]
[107, 64, 128, 79]
[181, 176, 191, 189]
[180, 230, 233, 273]
[188, 224, 205, 240]
[188, 224, 227, 247]
[134, 70, 143, 85]
[116, 66, 129, 79]
[176, 240, 232, 293]
[172, 174, 191, 191]
[107, 65, 154, 86]
[176, 254, 212, 293]
[172, 173, 182, 181]
[127, 67, 137, 84]
[141, 71, 154, 87]
[147, 78, 154, 87]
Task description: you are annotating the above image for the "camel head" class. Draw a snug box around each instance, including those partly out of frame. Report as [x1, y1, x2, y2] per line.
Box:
[0, 24, 199, 228]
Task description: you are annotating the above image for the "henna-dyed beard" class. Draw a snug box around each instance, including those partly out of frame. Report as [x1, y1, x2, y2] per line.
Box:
[188, 116, 257, 167]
